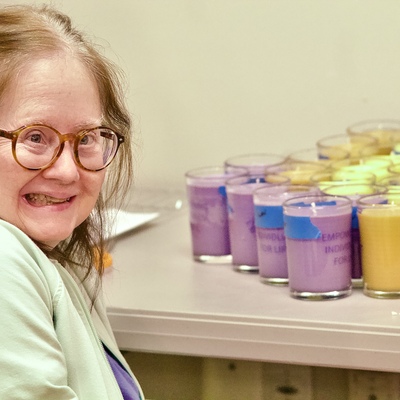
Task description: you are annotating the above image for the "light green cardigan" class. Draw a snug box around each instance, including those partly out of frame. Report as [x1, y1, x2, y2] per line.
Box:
[0, 219, 144, 399]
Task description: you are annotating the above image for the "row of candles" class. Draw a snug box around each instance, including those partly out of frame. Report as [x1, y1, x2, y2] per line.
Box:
[185, 119, 400, 301]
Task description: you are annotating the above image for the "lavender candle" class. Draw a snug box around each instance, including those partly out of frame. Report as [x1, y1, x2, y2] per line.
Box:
[253, 184, 319, 285]
[226, 174, 288, 272]
[283, 195, 352, 300]
[185, 166, 246, 263]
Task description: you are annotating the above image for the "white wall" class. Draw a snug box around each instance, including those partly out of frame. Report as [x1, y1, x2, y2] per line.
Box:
[3, 0, 400, 190]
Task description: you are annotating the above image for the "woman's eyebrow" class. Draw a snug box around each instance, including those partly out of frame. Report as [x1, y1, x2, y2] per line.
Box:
[74, 121, 104, 130]
[73, 115, 106, 130]
[19, 119, 104, 130]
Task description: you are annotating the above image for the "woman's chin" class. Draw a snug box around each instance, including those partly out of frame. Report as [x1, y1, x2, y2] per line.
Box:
[28, 227, 74, 248]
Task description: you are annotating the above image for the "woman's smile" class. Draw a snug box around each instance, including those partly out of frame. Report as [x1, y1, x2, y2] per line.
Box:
[24, 193, 73, 206]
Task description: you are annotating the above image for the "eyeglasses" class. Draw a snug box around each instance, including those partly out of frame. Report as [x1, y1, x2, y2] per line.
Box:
[0, 124, 125, 171]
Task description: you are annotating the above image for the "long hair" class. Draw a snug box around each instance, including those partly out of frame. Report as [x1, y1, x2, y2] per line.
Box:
[0, 5, 133, 293]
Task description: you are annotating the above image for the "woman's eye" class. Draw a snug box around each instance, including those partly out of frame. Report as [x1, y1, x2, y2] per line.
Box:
[28, 133, 43, 143]
[79, 134, 96, 146]
[21, 130, 45, 144]
[19, 128, 59, 148]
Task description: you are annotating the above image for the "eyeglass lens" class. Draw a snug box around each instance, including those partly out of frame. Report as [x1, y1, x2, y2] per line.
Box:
[15, 126, 118, 170]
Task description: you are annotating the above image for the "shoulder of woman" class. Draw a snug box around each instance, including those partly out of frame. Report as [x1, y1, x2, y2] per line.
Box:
[0, 219, 42, 254]
[0, 219, 55, 265]
[0, 219, 62, 307]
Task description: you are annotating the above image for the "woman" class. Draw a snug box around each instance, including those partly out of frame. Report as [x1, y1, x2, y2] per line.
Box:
[0, 4, 144, 399]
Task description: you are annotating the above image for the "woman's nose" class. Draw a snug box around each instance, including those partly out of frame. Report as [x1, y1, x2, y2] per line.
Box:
[41, 142, 80, 182]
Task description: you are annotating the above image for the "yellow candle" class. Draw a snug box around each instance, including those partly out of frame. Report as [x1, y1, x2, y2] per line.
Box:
[266, 162, 324, 185]
[317, 180, 364, 191]
[347, 120, 400, 156]
[359, 207, 400, 294]
[362, 129, 394, 155]
[335, 143, 377, 158]
[324, 185, 381, 196]
[331, 170, 375, 182]
[339, 164, 390, 181]
[378, 176, 400, 192]
[278, 169, 317, 185]
[311, 170, 375, 191]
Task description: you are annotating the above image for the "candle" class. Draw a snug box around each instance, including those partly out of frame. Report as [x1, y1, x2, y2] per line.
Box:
[311, 170, 376, 191]
[379, 176, 400, 192]
[283, 195, 352, 300]
[253, 184, 319, 285]
[226, 174, 288, 272]
[347, 119, 400, 155]
[317, 133, 378, 158]
[331, 156, 393, 181]
[321, 184, 388, 287]
[185, 166, 247, 263]
[265, 161, 325, 185]
[358, 193, 400, 298]
[287, 147, 349, 166]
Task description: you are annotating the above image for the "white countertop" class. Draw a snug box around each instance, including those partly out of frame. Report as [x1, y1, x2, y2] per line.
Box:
[103, 207, 400, 372]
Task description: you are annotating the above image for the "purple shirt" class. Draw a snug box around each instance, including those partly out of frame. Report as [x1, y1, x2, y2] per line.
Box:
[103, 344, 141, 400]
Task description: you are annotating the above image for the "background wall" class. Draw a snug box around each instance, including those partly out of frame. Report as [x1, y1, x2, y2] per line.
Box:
[3, 0, 400, 192]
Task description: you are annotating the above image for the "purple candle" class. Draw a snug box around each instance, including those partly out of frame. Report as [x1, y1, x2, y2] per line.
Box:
[185, 166, 246, 263]
[253, 184, 320, 285]
[283, 195, 352, 300]
[226, 174, 289, 272]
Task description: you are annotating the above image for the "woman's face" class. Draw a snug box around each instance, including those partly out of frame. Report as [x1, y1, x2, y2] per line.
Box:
[0, 53, 106, 247]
